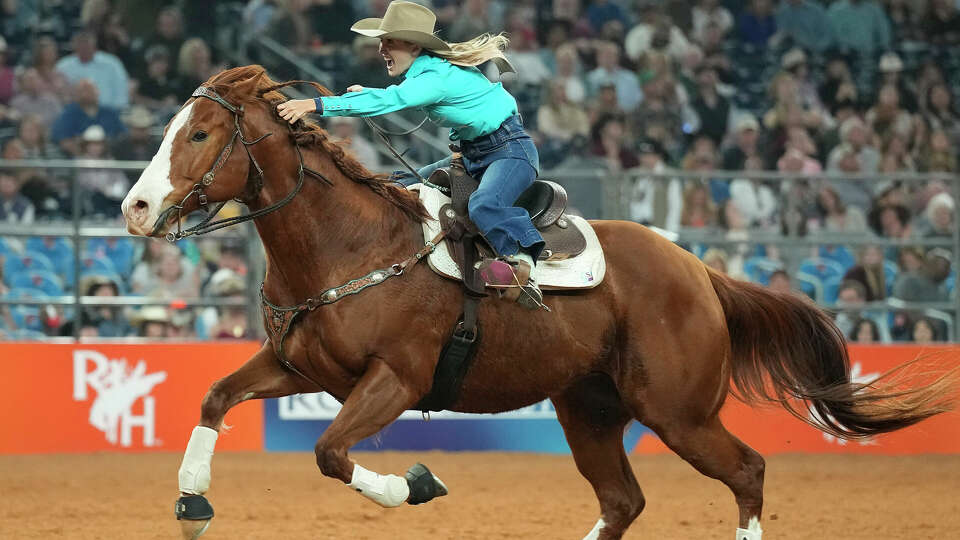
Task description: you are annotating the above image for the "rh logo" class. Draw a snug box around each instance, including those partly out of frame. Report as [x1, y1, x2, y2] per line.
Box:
[72, 350, 167, 447]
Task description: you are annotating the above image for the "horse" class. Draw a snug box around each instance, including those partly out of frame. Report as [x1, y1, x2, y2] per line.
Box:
[120, 65, 957, 540]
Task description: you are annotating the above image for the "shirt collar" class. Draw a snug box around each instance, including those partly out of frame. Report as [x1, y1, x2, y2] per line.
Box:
[403, 54, 441, 78]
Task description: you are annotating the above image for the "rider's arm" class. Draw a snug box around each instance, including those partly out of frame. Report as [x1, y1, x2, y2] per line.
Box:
[314, 67, 445, 118]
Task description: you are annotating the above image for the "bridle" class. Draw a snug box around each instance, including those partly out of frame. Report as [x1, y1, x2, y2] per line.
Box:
[155, 86, 330, 242]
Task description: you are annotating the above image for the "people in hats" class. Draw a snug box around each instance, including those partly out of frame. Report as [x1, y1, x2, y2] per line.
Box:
[277, 0, 546, 309]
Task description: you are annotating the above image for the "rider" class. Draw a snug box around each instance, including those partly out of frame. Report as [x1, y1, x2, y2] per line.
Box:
[277, 0, 545, 309]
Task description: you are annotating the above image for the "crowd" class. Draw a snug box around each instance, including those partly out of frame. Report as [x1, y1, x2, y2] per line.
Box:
[1, 0, 959, 343]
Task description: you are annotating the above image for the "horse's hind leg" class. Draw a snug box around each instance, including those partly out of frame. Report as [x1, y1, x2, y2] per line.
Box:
[176, 344, 313, 537]
[651, 416, 765, 540]
[552, 374, 644, 540]
[313, 358, 448, 508]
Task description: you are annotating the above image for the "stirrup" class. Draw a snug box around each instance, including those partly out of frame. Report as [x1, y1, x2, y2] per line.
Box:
[516, 275, 545, 311]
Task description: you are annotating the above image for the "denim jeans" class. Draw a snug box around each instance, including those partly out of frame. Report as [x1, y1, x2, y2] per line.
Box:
[395, 115, 545, 259]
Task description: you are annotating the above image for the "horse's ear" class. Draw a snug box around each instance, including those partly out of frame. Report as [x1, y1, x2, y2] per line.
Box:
[232, 68, 266, 100]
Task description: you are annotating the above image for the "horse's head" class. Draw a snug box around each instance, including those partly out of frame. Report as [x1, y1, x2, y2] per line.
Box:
[121, 67, 276, 237]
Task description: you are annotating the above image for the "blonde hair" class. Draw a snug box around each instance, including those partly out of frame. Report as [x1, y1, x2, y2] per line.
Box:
[429, 33, 510, 67]
[178, 38, 211, 79]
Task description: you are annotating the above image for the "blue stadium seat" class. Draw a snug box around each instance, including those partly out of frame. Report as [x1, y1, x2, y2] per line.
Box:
[3, 251, 56, 279]
[85, 238, 136, 276]
[11, 329, 49, 340]
[799, 257, 846, 283]
[743, 256, 783, 285]
[817, 246, 855, 272]
[24, 237, 75, 278]
[883, 260, 898, 295]
[78, 254, 118, 279]
[3, 288, 49, 332]
[9, 271, 65, 297]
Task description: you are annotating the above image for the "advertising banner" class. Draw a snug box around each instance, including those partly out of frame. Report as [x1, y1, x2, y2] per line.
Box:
[0, 343, 263, 454]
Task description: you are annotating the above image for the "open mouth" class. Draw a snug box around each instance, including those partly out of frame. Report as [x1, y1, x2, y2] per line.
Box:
[385, 57, 395, 70]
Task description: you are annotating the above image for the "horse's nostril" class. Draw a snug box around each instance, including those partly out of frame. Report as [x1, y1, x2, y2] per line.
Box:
[135, 200, 148, 210]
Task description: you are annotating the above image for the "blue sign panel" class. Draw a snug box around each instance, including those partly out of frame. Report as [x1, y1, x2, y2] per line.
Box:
[264, 393, 652, 453]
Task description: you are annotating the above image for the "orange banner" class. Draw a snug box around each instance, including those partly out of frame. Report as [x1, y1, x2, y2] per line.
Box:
[0, 343, 263, 454]
[634, 345, 960, 455]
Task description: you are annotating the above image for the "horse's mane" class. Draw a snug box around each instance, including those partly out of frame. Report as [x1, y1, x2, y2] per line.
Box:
[205, 65, 429, 222]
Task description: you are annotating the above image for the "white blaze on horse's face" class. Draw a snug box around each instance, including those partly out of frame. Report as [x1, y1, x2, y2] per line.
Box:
[121, 102, 195, 236]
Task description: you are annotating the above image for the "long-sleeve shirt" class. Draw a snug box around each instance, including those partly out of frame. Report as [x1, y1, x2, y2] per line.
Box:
[55, 52, 130, 109]
[316, 54, 518, 142]
[775, 1, 834, 53]
[826, 0, 891, 56]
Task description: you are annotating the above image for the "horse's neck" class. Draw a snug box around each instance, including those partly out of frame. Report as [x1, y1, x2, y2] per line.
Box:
[251, 149, 419, 302]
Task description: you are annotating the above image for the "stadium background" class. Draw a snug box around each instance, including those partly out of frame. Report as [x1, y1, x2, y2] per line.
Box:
[0, 1, 959, 538]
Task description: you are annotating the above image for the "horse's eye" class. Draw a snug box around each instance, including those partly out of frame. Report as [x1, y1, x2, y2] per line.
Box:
[192, 131, 208, 142]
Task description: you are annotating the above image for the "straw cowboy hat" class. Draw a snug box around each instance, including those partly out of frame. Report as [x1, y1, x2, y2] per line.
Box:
[351, 1, 451, 52]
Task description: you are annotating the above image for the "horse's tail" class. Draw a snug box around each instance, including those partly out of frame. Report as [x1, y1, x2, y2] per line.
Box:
[706, 267, 957, 439]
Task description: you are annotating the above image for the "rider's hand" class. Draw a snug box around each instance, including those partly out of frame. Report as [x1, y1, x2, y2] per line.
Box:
[277, 99, 316, 124]
[346, 85, 365, 92]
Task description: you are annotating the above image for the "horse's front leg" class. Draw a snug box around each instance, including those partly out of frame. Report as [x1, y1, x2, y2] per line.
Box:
[176, 344, 315, 539]
[314, 357, 448, 508]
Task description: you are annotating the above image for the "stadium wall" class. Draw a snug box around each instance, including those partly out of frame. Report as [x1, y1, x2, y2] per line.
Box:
[0, 344, 956, 455]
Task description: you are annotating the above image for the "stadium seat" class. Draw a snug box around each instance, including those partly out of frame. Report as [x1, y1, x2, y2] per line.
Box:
[24, 237, 75, 279]
[3, 288, 49, 332]
[817, 246, 855, 271]
[799, 257, 846, 284]
[10, 329, 48, 340]
[796, 272, 823, 302]
[78, 254, 118, 280]
[743, 256, 783, 286]
[883, 260, 898, 295]
[9, 271, 65, 297]
[85, 238, 136, 276]
[3, 251, 56, 279]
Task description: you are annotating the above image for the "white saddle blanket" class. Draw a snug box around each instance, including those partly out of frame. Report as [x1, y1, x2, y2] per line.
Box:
[412, 183, 606, 290]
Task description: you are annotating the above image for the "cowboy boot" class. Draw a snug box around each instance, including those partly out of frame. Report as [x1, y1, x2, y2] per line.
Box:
[476, 253, 544, 310]
[508, 251, 543, 310]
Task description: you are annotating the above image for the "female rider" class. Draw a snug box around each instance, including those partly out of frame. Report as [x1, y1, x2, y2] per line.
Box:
[277, 1, 545, 309]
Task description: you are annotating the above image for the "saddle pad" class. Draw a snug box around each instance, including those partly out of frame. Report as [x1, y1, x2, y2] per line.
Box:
[413, 183, 606, 290]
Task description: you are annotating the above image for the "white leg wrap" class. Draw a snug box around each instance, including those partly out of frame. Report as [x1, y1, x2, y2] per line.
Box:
[178, 426, 218, 495]
[348, 464, 410, 508]
[582, 518, 605, 540]
[736, 517, 763, 540]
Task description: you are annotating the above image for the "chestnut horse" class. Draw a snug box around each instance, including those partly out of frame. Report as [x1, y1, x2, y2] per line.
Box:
[121, 66, 955, 540]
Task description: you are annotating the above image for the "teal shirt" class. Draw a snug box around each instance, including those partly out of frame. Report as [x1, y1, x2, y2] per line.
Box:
[318, 54, 518, 141]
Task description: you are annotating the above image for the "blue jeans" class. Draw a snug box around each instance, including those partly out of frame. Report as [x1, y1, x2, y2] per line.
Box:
[396, 115, 545, 259]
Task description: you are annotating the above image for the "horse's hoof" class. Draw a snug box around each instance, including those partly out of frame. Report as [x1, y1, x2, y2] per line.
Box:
[175, 495, 214, 539]
[405, 463, 449, 505]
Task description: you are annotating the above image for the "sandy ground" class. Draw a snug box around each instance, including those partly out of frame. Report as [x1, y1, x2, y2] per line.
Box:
[1, 452, 958, 539]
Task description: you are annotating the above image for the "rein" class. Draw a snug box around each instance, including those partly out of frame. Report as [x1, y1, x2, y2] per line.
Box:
[158, 86, 332, 242]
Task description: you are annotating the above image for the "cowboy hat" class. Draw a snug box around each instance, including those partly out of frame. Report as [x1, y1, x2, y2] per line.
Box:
[351, 1, 451, 52]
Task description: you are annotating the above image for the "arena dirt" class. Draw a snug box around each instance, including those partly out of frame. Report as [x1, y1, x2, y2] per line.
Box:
[1, 452, 957, 539]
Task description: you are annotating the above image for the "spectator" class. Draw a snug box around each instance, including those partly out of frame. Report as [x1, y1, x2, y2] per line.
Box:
[843, 246, 886, 301]
[590, 113, 638, 172]
[266, 0, 314, 53]
[448, 0, 497, 44]
[624, 5, 691, 63]
[835, 279, 868, 336]
[892, 248, 951, 302]
[9, 68, 63, 125]
[0, 37, 14, 105]
[818, 54, 858, 116]
[142, 6, 185, 70]
[775, 0, 833, 53]
[692, 0, 733, 44]
[629, 138, 682, 232]
[55, 30, 130, 110]
[0, 0, 34, 60]
[816, 185, 867, 233]
[898, 246, 925, 275]
[866, 84, 914, 144]
[496, 13, 551, 86]
[717, 199, 752, 278]
[883, 0, 926, 42]
[920, 192, 955, 238]
[634, 73, 690, 155]
[778, 127, 823, 174]
[16, 115, 60, 160]
[244, 0, 280, 34]
[870, 203, 913, 239]
[136, 45, 186, 110]
[826, 0, 891, 58]
[132, 306, 172, 339]
[586, 41, 642, 112]
[690, 65, 730, 146]
[0, 169, 35, 224]
[29, 36, 70, 100]
[203, 268, 253, 339]
[911, 317, 940, 343]
[536, 80, 590, 164]
[876, 52, 917, 113]
[340, 36, 393, 91]
[79, 274, 132, 338]
[923, 83, 960, 146]
[50, 79, 126, 156]
[141, 246, 201, 300]
[553, 44, 586, 105]
[781, 49, 826, 119]
[730, 157, 779, 230]
[736, 0, 777, 47]
[918, 129, 957, 173]
[680, 181, 715, 228]
[75, 125, 131, 218]
[849, 317, 881, 344]
[701, 247, 730, 275]
[327, 117, 381, 172]
[923, 0, 960, 46]
[585, 0, 629, 36]
[880, 133, 916, 173]
[177, 38, 220, 93]
[723, 113, 760, 170]
[768, 269, 793, 294]
[827, 117, 880, 210]
[111, 106, 159, 164]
